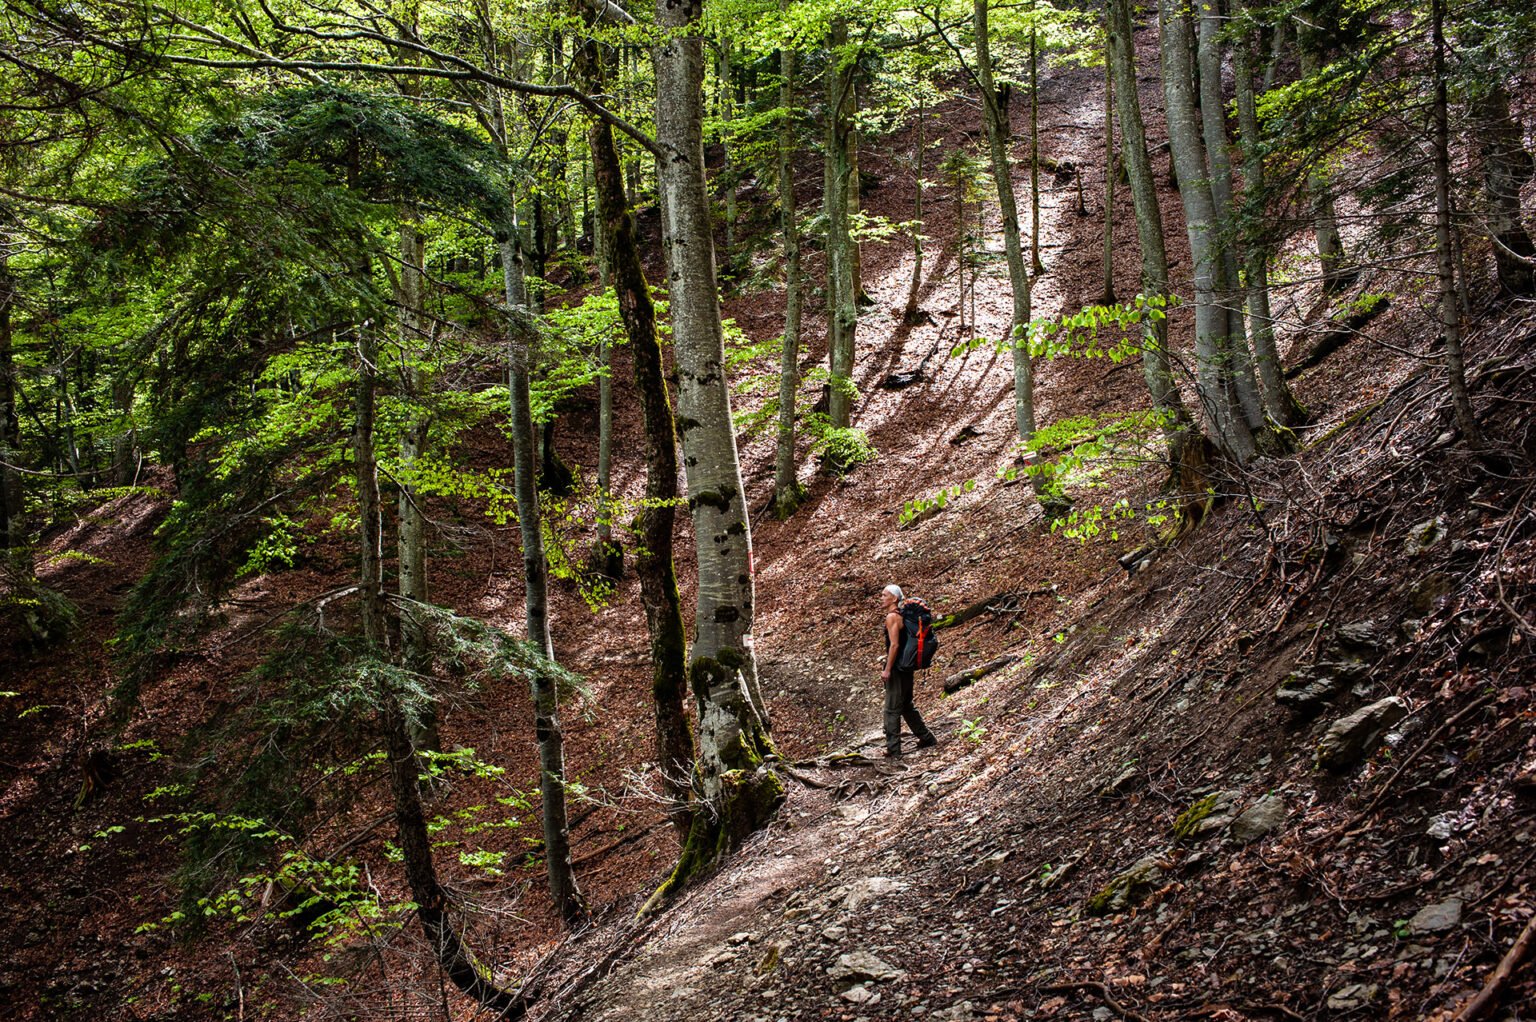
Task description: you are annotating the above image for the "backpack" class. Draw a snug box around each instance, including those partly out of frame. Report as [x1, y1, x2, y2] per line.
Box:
[898, 597, 938, 671]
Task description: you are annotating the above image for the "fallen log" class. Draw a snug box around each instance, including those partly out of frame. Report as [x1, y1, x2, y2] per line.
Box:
[943, 655, 1020, 694]
[934, 586, 1056, 630]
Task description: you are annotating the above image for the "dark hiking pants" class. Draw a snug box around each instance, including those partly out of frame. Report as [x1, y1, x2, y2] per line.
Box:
[884, 668, 932, 753]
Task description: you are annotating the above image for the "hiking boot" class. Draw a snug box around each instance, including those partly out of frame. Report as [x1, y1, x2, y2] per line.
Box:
[915, 735, 937, 749]
[884, 747, 903, 758]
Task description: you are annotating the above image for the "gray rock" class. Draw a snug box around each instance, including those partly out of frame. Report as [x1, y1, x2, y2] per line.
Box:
[1405, 517, 1447, 557]
[839, 983, 876, 1004]
[1326, 983, 1379, 1010]
[1336, 619, 1387, 650]
[1276, 661, 1367, 714]
[1317, 697, 1409, 771]
[1231, 794, 1288, 843]
[1410, 898, 1463, 934]
[827, 950, 906, 983]
[1086, 854, 1166, 915]
[1100, 766, 1141, 796]
[1173, 790, 1241, 840]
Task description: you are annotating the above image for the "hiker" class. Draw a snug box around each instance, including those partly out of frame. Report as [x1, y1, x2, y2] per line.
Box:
[879, 584, 937, 757]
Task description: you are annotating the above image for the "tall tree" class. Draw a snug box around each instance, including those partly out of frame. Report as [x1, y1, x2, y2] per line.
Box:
[772, 18, 806, 519]
[649, 0, 782, 906]
[824, 17, 858, 429]
[972, 0, 1037, 447]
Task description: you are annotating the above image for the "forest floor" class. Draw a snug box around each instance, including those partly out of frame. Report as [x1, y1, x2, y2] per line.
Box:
[4, 22, 1536, 1022]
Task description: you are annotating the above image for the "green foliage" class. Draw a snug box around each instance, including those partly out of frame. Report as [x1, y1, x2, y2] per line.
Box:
[805, 414, 877, 476]
[898, 478, 977, 527]
[958, 718, 988, 745]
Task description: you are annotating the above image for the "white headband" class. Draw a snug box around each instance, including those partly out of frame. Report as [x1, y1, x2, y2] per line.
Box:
[882, 584, 904, 602]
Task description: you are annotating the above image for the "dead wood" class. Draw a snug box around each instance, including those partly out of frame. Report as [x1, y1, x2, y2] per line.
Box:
[943, 655, 1020, 694]
[571, 822, 667, 868]
[1040, 980, 1151, 1022]
[1455, 912, 1536, 1021]
[1285, 297, 1391, 380]
[934, 586, 1056, 630]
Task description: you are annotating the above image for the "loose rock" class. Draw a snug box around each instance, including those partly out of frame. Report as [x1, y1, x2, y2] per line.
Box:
[1409, 899, 1463, 934]
[1231, 794, 1287, 843]
[1316, 697, 1409, 771]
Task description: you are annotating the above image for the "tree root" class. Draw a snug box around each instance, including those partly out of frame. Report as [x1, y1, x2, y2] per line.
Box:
[1455, 913, 1536, 1021]
[1040, 979, 1151, 1022]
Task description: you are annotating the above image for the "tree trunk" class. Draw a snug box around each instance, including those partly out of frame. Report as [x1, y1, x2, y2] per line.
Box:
[772, 33, 805, 519]
[720, 38, 737, 272]
[1296, 31, 1349, 292]
[1430, 0, 1479, 444]
[903, 95, 927, 324]
[1029, 12, 1043, 275]
[1231, 0, 1305, 427]
[0, 243, 22, 550]
[824, 18, 857, 429]
[1475, 82, 1535, 298]
[649, 0, 783, 907]
[848, 75, 872, 307]
[396, 220, 439, 753]
[1101, 33, 1116, 305]
[1109, 0, 1197, 477]
[360, 310, 533, 1018]
[1196, 0, 1265, 434]
[974, 0, 1036, 448]
[579, 36, 695, 836]
[1158, 0, 1256, 462]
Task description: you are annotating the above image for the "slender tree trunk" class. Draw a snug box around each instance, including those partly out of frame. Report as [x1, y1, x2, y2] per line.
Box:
[396, 220, 439, 753]
[1101, 34, 1116, 305]
[1159, 0, 1256, 462]
[974, 0, 1036, 448]
[1475, 82, 1535, 298]
[772, 34, 805, 519]
[848, 76, 872, 306]
[1430, 0, 1479, 444]
[1029, 12, 1043, 275]
[1109, 0, 1196, 477]
[720, 38, 737, 270]
[358, 314, 533, 1017]
[903, 95, 927, 324]
[0, 243, 22, 550]
[824, 18, 857, 429]
[1232, 0, 1305, 427]
[1296, 31, 1349, 292]
[1196, 1, 1265, 434]
[578, 36, 695, 835]
[649, 0, 783, 907]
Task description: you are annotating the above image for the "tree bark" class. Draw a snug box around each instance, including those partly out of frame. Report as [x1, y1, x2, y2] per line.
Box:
[649, 0, 783, 907]
[772, 31, 805, 519]
[1158, 0, 1256, 462]
[974, 0, 1036, 447]
[1475, 82, 1535, 298]
[0, 242, 23, 550]
[1108, 0, 1197, 478]
[824, 18, 857, 429]
[1295, 30, 1349, 292]
[579, 36, 695, 836]
[1430, 0, 1479, 445]
[396, 220, 440, 753]
[1231, 0, 1305, 427]
[903, 95, 927, 324]
[1196, 2, 1265, 435]
[1101, 31, 1116, 305]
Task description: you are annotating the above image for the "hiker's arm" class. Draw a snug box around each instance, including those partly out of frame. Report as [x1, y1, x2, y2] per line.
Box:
[883, 613, 901, 681]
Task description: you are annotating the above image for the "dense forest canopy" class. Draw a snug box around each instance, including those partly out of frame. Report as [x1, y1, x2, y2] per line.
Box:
[1, 0, 1534, 1017]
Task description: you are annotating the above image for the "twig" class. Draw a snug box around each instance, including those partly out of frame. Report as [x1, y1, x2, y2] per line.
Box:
[1454, 913, 1536, 1021]
[571, 821, 666, 867]
[1040, 980, 1151, 1022]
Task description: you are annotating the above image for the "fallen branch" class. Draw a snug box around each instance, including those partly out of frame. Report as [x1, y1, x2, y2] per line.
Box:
[943, 655, 1020, 694]
[1285, 297, 1391, 379]
[1455, 913, 1536, 1021]
[571, 821, 667, 868]
[1040, 980, 1151, 1022]
[934, 586, 1056, 630]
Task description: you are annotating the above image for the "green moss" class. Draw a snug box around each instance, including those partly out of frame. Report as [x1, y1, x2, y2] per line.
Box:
[1172, 792, 1220, 841]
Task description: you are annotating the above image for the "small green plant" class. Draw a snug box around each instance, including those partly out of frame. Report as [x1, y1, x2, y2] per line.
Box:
[898, 478, 976, 527]
[958, 718, 988, 744]
[1393, 918, 1411, 940]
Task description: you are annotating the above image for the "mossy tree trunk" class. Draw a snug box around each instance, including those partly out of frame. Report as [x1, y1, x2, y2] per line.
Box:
[1475, 82, 1535, 298]
[578, 34, 695, 835]
[650, 0, 783, 907]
